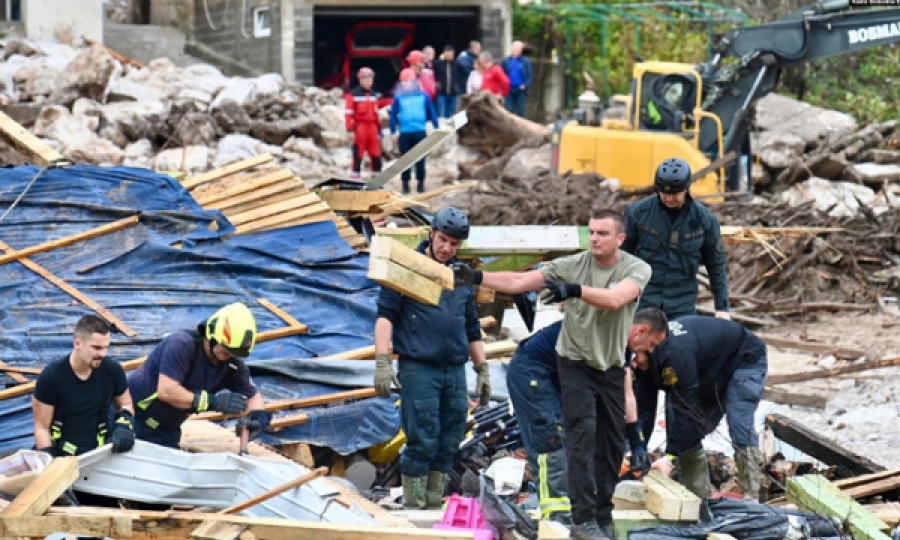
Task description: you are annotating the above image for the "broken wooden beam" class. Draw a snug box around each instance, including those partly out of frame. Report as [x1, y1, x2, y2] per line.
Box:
[787, 474, 891, 540]
[0, 238, 137, 336]
[759, 335, 867, 359]
[767, 356, 900, 385]
[1, 456, 78, 516]
[191, 520, 248, 540]
[369, 236, 454, 289]
[182, 154, 276, 190]
[0, 515, 133, 537]
[762, 387, 828, 409]
[320, 190, 398, 213]
[642, 470, 701, 521]
[367, 257, 444, 306]
[0, 215, 139, 267]
[219, 466, 329, 515]
[766, 413, 886, 474]
[257, 298, 307, 331]
[0, 111, 67, 166]
[191, 388, 378, 422]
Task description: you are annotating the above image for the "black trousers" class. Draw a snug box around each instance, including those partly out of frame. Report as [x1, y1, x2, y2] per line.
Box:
[399, 131, 427, 191]
[558, 355, 626, 526]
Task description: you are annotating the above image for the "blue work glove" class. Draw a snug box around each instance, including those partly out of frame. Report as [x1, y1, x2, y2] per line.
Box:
[242, 410, 272, 442]
[194, 389, 248, 415]
[540, 280, 582, 304]
[625, 422, 651, 471]
[111, 409, 136, 454]
[450, 262, 483, 288]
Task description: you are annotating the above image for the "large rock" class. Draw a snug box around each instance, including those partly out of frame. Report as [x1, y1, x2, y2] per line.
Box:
[49, 45, 122, 106]
[14, 61, 64, 98]
[100, 100, 167, 142]
[211, 99, 253, 134]
[250, 73, 284, 100]
[32, 105, 96, 146]
[317, 104, 348, 134]
[153, 146, 212, 175]
[283, 136, 331, 163]
[851, 163, 900, 185]
[318, 130, 345, 149]
[106, 78, 159, 103]
[123, 139, 154, 168]
[210, 79, 256, 109]
[755, 94, 857, 145]
[173, 112, 219, 146]
[66, 135, 125, 166]
[779, 177, 888, 218]
[502, 144, 551, 182]
[212, 134, 283, 169]
[754, 132, 806, 169]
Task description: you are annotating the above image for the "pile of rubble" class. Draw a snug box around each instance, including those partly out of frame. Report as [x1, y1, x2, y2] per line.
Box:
[0, 38, 463, 184]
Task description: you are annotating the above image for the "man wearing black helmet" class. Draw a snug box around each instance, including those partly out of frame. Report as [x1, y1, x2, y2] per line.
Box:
[373, 206, 489, 511]
[621, 157, 730, 321]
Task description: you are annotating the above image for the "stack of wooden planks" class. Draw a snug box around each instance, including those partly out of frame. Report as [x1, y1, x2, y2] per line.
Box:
[180, 154, 368, 250]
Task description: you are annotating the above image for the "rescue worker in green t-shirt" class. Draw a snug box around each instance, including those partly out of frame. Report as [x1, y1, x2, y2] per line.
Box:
[452, 208, 670, 540]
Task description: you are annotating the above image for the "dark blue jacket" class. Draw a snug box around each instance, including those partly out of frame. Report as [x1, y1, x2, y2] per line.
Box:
[500, 55, 534, 89]
[376, 241, 482, 365]
[621, 195, 729, 319]
[633, 316, 766, 455]
[456, 50, 478, 77]
[389, 86, 438, 134]
[433, 58, 466, 96]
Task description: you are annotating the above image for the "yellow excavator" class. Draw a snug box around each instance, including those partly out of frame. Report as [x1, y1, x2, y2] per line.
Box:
[550, 0, 900, 197]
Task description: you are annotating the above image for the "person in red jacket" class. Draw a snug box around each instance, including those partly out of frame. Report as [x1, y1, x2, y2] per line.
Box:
[478, 51, 510, 98]
[407, 50, 436, 101]
[344, 67, 383, 179]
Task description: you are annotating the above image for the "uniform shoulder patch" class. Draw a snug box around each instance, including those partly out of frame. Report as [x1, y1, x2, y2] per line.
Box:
[661, 366, 678, 386]
[716, 237, 726, 252]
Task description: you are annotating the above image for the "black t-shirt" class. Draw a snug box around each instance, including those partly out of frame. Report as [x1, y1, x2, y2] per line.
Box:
[34, 356, 128, 454]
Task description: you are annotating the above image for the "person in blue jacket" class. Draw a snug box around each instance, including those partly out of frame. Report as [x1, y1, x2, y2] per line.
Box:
[373, 207, 490, 510]
[390, 68, 439, 195]
[500, 41, 533, 118]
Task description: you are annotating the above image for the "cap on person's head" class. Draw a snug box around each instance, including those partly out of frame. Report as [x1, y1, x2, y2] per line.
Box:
[406, 50, 425, 64]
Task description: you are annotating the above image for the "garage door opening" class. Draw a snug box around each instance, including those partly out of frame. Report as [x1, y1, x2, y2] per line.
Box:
[313, 6, 481, 98]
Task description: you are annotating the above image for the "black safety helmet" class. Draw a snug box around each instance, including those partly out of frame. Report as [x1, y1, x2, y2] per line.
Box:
[432, 207, 470, 240]
[654, 158, 692, 193]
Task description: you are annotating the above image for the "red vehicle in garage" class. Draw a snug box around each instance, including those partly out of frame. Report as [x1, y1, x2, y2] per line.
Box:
[317, 21, 416, 108]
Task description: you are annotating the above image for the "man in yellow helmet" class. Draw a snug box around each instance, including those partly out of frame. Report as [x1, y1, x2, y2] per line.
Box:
[128, 303, 270, 448]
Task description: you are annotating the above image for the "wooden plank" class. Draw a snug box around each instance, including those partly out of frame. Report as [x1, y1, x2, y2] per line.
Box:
[368, 258, 444, 306]
[271, 413, 311, 429]
[275, 442, 315, 468]
[0, 325, 307, 402]
[220, 188, 308, 217]
[0, 111, 66, 166]
[643, 474, 682, 520]
[759, 335, 866, 358]
[369, 236, 454, 289]
[367, 116, 466, 190]
[192, 167, 284, 201]
[220, 467, 329, 514]
[192, 520, 247, 540]
[197, 169, 296, 206]
[190, 388, 378, 422]
[538, 520, 568, 540]
[176, 421, 414, 528]
[643, 470, 700, 521]
[228, 193, 323, 226]
[479, 316, 497, 328]
[787, 474, 891, 540]
[484, 340, 517, 357]
[12, 510, 469, 540]
[0, 238, 137, 337]
[0, 216, 139, 267]
[257, 298, 307, 331]
[766, 413, 885, 474]
[866, 503, 900, 527]
[0, 515, 133, 537]
[762, 387, 828, 409]
[767, 356, 900, 385]
[183, 154, 275, 190]
[0, 360, 30, 383]
[320, 190, 396, 213]
[233, 203, 333, 235]
[1, 456, 78, 516]
[845, 476, 900, 499]
[476, 286, 495, 304]
[836, 469, 900, 490]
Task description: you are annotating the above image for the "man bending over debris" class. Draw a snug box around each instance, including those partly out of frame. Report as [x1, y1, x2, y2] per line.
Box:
[128, 302, 271, 449]
[373, 207, 490, 510]
[631, 315, 768, 501]
[452, 209, 667, 540]
[507, 307, 668, 528]
[33, 315, 136, 456]
[621, 157, 730, 321]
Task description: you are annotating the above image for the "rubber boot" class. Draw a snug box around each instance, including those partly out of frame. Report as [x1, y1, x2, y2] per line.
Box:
[735, 446, 763, 501]
[425, 471, 448, 509]
[402, 475, 427, 510]
[677, 447, 713, 499]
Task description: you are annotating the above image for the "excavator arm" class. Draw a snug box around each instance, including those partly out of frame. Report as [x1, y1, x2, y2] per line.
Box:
[695, 0, 900, 189]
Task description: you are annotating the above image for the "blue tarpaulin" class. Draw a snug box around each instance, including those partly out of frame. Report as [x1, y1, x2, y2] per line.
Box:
[0, 164, 399, 455]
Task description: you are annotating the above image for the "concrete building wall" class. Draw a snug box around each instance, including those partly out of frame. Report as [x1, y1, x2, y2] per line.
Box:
[151, 0, 196, 39]
[24, 0, 102, 43]
[193, 0, 283, 75]
[291, 0, 512, 85]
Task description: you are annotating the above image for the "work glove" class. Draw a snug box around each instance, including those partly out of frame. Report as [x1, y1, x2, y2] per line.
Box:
[241, 410, 273, 442]
[111, 409, 136, 454]
[194, 389, 248, 415]
[540, 280, 582, 305]
[450, 262, 483, 288]
[473, 363, 491, 413]
[625, 422, 651, 472]
[374, 353, 400, 398]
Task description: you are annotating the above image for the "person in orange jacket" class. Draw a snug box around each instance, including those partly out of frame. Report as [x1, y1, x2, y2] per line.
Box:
[344, 67, 383, 179]
[407, 50, 436, 101]
[478, 51, 510, 98]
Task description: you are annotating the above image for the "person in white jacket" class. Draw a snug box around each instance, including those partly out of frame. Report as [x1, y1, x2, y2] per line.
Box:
[466, 60, 483, 94]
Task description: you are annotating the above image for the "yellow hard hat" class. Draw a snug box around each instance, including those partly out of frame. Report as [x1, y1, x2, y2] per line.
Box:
[205, 302, 257, 358]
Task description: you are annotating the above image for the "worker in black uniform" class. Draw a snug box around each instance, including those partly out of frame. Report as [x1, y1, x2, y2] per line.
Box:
[631, 315, 767, 501]
[33, 315, 136, 456]
[129, 302, 271, 449]
[621, 157, 730, 321]
[373, 207, 490, 510]
[507, 310, 658, 527]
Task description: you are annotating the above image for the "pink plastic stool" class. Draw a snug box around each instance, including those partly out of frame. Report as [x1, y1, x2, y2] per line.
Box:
[432, 494, 494, 540]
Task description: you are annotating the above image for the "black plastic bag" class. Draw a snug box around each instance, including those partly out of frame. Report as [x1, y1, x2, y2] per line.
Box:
[477, 474, 537, 540]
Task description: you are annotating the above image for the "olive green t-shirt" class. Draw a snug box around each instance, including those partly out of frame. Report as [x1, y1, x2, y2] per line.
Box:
[540, 250, 652, 371]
